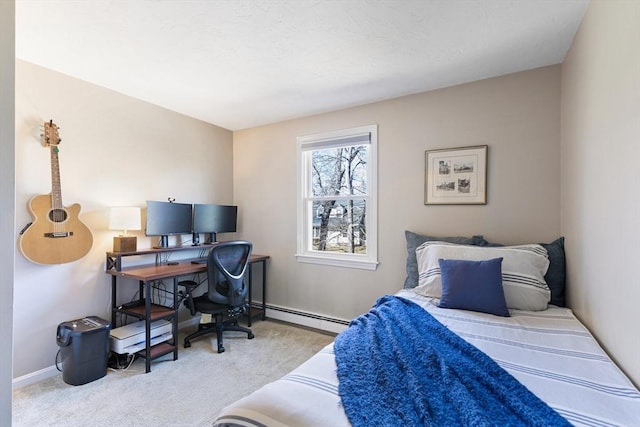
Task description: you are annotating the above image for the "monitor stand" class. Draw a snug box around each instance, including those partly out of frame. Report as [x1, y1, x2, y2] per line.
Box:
[153, 235, 169, 249]
[203, 232, 217, 245]
[191, 232, 200, 246]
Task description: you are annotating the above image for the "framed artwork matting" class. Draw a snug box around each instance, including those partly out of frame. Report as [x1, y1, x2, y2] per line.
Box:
[424, 145, 487, 205]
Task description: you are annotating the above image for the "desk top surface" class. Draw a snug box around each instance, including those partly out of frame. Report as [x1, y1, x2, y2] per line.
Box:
[106, 254, 269, 282]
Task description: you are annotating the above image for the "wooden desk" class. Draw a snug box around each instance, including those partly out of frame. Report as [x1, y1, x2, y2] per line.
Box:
[106, 250, 269, 373]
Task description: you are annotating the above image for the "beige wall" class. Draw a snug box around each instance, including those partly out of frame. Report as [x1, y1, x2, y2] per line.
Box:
[234, 65, 562, 321]
[1, 0, 16, 421]
[13, 60, 234, 379]
[561, 0, 640, 386]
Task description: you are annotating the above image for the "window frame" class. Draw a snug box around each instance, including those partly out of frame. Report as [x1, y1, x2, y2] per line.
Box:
[295, 124, 378, 270]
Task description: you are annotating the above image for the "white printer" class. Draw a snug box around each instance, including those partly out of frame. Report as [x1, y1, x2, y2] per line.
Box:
[109, 319, 172, 354]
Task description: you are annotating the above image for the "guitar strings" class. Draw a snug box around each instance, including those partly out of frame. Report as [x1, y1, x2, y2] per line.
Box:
[46, 124, 66, 236]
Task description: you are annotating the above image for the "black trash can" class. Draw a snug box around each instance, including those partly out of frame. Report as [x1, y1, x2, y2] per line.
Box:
[56, 316, 111, 386]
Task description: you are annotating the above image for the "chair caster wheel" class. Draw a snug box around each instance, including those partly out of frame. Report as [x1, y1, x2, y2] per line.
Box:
[248, 332, 255, 339]
[184, 341, 191, 348]
[217, 346, 225, 353]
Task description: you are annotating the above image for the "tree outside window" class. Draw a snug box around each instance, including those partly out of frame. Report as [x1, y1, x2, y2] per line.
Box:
[312, 145, 367, 253]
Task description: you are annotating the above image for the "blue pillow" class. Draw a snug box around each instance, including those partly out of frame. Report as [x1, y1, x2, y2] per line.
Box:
[438, 257, 510, 317]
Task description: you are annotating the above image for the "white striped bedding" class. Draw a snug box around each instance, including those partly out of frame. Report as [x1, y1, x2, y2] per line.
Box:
[213, 289, 640, 427]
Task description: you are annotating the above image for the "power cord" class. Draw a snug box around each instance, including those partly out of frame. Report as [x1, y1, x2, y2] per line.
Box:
[107, 352, 136, 371]
[55, 349, 62, 372]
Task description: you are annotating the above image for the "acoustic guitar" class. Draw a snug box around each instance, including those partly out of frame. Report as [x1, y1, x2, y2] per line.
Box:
[19, 120, 93, 264]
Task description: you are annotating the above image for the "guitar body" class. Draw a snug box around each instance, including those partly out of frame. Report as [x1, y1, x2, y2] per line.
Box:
[20, 193, 94, 265]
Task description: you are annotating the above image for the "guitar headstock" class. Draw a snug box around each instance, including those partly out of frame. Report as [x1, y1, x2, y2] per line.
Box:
[42, 120, 61, 147]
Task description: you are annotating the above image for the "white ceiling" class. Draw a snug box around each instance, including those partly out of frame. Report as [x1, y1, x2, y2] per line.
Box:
[15, 0, 588, 131]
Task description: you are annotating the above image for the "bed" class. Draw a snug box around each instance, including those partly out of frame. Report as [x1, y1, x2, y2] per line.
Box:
[212, 233, 640, 427]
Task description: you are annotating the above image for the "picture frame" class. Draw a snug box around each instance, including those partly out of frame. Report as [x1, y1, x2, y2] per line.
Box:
[424, 145, 487, 205]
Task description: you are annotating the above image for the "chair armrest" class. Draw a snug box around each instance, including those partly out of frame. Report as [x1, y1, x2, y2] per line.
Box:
[178, 280, 199, 316]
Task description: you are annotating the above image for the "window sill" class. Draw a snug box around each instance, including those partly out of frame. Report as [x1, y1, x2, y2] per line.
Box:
[295, 253, 378, 270]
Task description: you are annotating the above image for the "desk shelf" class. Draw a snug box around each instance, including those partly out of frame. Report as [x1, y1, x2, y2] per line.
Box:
[119, 301, 175, 322]
[137, 342, 176, 360]
[118, 300, 177, 364]
[106, 245, 216, 271]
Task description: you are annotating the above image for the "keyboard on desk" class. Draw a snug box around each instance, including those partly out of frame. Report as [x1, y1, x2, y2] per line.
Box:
[190, 259, 207, 264]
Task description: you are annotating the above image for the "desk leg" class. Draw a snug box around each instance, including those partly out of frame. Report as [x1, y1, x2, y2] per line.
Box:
[144, 280, 151, 373]
[261, 260, 267, 320]
[246, 258, 267, 326]
[172, 276, 179, 361]
[111, 276, 117, 326]
[247, 267, 253, 327]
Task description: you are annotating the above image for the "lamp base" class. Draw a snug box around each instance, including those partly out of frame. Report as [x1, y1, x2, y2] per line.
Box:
[113, 236, 137, 252]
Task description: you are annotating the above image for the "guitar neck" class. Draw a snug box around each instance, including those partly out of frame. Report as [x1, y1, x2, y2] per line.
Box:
[50, 145, 63, 209]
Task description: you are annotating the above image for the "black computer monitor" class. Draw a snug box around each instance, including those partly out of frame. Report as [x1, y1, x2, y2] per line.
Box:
[192, 204, 237, 244]
[145, 200, 193, 248]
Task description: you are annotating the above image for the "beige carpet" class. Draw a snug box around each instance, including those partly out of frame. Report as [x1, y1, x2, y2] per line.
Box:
[13, 320, 335, 427]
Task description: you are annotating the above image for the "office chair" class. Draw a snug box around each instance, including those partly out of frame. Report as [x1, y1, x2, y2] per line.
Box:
[182, 240, 254, 353]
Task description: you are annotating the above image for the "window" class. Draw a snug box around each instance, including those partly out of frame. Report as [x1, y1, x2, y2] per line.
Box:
[296, 125, 378, 270]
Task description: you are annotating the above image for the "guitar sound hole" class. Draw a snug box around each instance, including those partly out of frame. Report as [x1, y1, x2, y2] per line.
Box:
[49, 209, 68, 223]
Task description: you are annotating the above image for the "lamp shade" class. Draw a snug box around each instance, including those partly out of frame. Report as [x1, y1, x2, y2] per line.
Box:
[109, 207, 141, 234]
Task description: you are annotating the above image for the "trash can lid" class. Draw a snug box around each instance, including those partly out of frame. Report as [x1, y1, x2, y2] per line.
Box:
[58, 316, 111, 333]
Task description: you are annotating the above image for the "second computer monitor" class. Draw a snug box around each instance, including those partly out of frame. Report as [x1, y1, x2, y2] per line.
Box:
[193, 204, 238, 244]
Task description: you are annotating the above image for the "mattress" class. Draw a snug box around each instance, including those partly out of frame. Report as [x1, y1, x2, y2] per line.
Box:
[213, 289, 640, 427]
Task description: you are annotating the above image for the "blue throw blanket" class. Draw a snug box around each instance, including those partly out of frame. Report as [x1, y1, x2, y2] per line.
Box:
[334, 295, 571, 427]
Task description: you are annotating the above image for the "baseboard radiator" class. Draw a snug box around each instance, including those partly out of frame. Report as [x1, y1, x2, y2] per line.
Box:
[257, 302, 349, 334]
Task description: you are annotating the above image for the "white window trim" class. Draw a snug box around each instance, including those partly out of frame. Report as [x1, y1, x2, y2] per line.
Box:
[295, 125, 378, 270]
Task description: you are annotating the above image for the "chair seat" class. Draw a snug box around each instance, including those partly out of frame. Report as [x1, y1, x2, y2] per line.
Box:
[191, 295, 231, 315]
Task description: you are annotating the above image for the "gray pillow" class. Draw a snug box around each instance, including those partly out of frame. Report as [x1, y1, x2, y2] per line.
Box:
[403, 230, 488, 288]
[540, 237, 566, 307]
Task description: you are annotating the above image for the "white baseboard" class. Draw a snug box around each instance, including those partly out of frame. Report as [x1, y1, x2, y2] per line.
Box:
[13, 365, 59, 389]
[262, 303, 349, 335]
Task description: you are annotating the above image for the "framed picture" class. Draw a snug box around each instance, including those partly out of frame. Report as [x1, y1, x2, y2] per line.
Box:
[424, 145, 487, 205]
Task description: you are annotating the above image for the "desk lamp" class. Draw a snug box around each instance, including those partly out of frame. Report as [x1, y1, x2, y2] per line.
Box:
[109, 206, 141, 252]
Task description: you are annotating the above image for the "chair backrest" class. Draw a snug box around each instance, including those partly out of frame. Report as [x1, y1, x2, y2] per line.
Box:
[206, 241, 253, 308]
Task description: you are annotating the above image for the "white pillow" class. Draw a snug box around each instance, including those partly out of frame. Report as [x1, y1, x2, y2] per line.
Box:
[414, 241, 551, 311]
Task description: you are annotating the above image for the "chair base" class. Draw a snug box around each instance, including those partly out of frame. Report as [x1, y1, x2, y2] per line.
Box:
[184, 315, 254, 353]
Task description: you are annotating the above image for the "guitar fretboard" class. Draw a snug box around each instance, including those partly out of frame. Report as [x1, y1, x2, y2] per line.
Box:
[50, 145, 63, 211]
